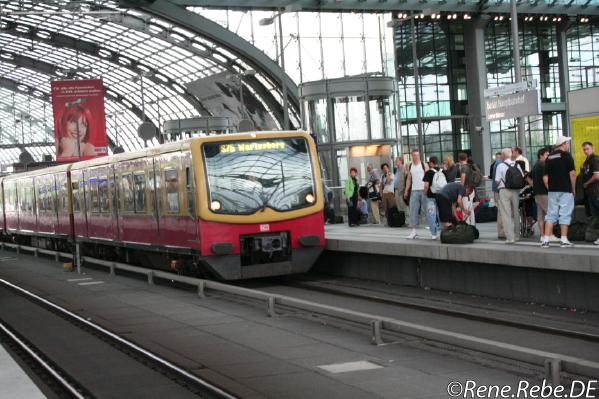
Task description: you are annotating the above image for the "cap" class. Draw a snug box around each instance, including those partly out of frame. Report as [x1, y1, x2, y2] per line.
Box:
[555, 136, 571, 147]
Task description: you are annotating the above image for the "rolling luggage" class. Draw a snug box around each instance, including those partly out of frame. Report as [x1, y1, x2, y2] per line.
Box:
[387, 206, 405, 227]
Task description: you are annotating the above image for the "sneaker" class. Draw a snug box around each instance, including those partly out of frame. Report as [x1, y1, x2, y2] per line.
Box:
[407, 230, 417, 239]
[431, 234, 437, 240]
[505, 239, 515, 244]
[560, 240, 574, 248]
[541, 241, 550, 248]
[594, 239, 599, 246]
[549, 235, 560, 243]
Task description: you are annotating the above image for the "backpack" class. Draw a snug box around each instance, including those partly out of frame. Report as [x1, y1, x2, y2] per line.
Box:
[466, 164, 483, 187]
[431, 169, 447, 193]
[503, 162, 525, 189]
[387, 206, 405, 227]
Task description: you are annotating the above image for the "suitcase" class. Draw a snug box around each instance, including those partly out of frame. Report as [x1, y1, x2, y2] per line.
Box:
[387, 206, 405, 227]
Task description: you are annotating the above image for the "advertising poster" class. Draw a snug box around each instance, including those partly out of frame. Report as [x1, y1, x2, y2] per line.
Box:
[571, 115, 599, 170]
[51, 79, 109, 162]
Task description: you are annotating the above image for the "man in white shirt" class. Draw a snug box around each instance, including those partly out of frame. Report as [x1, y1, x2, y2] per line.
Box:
[380, 163, 395, 226]
[404, 149, 429, 239]
[495, 148, 524, 244]
[512, 146, 530, 173]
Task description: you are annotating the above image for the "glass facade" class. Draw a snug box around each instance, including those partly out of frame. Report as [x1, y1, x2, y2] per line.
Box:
[485, 21, 563, 156]
[395, 20, 469, 160]
[567, 24, 599, 90]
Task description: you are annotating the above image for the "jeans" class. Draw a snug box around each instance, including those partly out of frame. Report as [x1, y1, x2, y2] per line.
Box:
[409, 190, 426, 227]
[589, 196, 599, 218]
[425, 197, 439, 236]
[546, 192, 574, 225]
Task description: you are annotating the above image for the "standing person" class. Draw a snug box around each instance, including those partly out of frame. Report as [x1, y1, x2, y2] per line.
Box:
[494, 148, 525, 244]
[513, 147, 530, 173]
[490, 152, 505, 239]
[529, 147, 556, 241]
[366, 164, 381, 224]
[404, 149, 428, 239]
[393, 156, 408, 215]
[581, 142, 599, 219]
[458, 152, 470, 186]
[443, 155, 460, 183]
[422, 156, 441, 239]
[380, 163, 395, 226]
[344, 168, 359, 227]
[436, 182, 474, 229]
[541, 136, 576, 248]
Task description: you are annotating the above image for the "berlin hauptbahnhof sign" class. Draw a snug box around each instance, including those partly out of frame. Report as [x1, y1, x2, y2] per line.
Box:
[485, 90, 541, 121]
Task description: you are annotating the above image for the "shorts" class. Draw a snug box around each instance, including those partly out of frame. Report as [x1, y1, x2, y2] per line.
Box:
[545, 192, 574, 226]
[437, 195, 453, 223]
[534, 194, 548, 223]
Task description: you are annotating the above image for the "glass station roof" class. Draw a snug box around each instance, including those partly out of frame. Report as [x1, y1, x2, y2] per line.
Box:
[0, 0, 275, 168]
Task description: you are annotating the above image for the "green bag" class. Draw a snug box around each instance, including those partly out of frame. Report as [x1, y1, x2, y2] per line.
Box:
[441, 224, 476, 244]
[554, 222, 588, 242]
[586, 217, 599, 242]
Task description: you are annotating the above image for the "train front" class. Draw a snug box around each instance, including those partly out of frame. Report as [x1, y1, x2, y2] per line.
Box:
[192, 131, 325, 280]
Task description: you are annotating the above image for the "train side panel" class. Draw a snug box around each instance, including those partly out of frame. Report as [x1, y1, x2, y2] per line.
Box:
[34, 174, 58, 236]
[85, 164, 118, 241]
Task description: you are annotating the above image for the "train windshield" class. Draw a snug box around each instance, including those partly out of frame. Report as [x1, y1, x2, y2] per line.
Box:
[203, 137, 316, 214]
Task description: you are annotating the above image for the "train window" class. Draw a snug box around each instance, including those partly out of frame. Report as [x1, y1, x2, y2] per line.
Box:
[122, 173, 135, 213]
[185, 166, 194, 214]
[133, 172, 146, 213]
[110, 175, 118, 215]
[37, 184, 45, 212]
[98, 177, 109, 213]
[164, 169, 179, 213]
[150, 166, 161, 214]
[72, 181, 81, 212]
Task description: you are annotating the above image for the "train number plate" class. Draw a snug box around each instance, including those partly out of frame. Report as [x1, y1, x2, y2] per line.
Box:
[259, 224, 270, 232]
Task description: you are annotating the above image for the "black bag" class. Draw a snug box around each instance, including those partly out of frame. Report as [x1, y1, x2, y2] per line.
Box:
[504, 162, 525, 189]
[367, 181, 380, 201]
[575, 175, 586, 205]
[441, 224, 477, 244]
[475, 206, 497, 223]
[333, 215, 344, 224]
[585, 217, 599, 242]
[553, 222, 588, 242]
[358, 186, 368, 200]
[387, 206, 405, 227]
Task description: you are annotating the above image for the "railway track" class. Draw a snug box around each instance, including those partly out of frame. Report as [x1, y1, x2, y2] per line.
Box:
[0, 278, 235, 399]
[275, 277, 599, 343]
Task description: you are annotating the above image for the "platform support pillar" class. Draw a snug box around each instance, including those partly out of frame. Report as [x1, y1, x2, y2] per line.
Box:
[371, 320, 384, 345]
[16, 245, 20, 255]
[544, 359, 561, 385]
[147, 271, 154, 286]
[197, 281, 206, 298]
[110, 263, 116, 276]
[54, 252, 59, 262]
[75, 243, 82, 274]
[267, 296, 276, 317]
[33, 248, 38, 257]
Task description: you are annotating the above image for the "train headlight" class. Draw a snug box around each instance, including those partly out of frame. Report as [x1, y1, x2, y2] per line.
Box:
[210, 200, 222, 211]
[305, 193, 315, 204]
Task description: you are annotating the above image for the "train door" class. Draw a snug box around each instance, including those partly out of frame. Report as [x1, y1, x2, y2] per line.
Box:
[56, 172, 71, 237]
[71, 169, 88, 238]
[110, 165, 120, 242]
[87, 165, 116, 240]
[4, 180, 18, 232]
[157, 151, 198, 249]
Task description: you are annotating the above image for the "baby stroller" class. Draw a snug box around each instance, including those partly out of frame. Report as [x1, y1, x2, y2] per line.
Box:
[519, 186, 535, 238]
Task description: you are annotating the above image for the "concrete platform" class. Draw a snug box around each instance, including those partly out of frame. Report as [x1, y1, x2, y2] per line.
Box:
[0, 251, 535, 399]
[319, 223, 599, 311]
[324, 223, 599, 273]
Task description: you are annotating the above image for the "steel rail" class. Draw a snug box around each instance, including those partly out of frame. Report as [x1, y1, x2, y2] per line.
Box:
[0, 320, 86, 399]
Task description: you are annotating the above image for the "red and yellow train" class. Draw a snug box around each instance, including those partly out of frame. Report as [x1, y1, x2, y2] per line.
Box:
[0, 131, 325, 280]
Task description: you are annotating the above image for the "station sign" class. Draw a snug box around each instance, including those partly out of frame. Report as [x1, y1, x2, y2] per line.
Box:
[485, 89, 541, 121]
[484, 82, 529, 98]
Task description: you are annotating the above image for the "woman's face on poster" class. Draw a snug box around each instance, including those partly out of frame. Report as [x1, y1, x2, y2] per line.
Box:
[66, 116, 87, 140]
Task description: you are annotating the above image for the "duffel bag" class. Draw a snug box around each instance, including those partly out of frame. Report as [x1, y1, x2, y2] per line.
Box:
[554, 222, 588, 242]
[441, 224, 476, 244]
[585, 216, 599, 242]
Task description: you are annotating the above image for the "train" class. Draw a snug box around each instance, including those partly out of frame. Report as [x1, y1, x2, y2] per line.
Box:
[0, 131, 325, 280]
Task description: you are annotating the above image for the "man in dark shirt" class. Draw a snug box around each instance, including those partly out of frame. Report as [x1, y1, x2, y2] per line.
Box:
[582, 142, 599, 221]
[529, 147, 552, 240]
[437, 182, 474, 229]
[542, 136, 576, 248]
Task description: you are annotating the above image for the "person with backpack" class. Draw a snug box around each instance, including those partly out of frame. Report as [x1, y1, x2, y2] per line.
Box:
[541, 136, 577, 248]
[380, 163, 396, 226]
[494, 147, 525, 244]
[422, 156, 444, 239]
[490, 152, 505, 239]
[366, 163, 381, 224]
[344, 167, 360, 227]
[404, 149, 429, 239]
